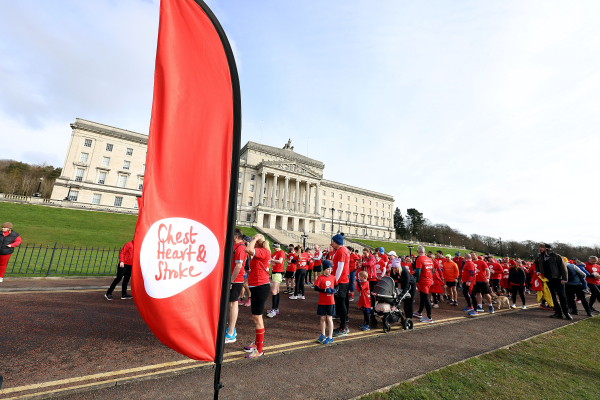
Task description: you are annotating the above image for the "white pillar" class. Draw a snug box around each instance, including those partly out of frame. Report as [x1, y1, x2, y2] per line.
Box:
[305, 181, 310, 213]
[294, 179, 300, 211]
[315, 183, 320, 215]
[271, 175, 278, 208]
[258, 171, 266, 205]
[283, 176, 289, 210]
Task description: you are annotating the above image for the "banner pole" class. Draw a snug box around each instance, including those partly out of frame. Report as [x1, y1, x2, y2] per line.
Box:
[188, 2, 242, 399]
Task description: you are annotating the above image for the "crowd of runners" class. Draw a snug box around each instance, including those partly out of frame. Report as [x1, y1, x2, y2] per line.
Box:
[225, 230, 600, 358]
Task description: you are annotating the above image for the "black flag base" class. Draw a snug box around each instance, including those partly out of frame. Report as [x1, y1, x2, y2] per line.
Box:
[213, 364, 224, 399]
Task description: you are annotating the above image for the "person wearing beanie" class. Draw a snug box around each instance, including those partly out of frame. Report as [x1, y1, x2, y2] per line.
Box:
[330, 234, 351, 337]
[533, 243, 572, 320]
[0, 222, 22, 282]
[105, 239, 134, 300]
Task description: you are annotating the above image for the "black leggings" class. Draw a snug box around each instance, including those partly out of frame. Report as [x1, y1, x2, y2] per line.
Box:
[404, 281, 416, 318]
[271, 293, 280, 310]
[294, 269, 306, 296]
[335, 283, 349, 330]
[369, 281, 377, 309]
[566, 285, 590, 313]
[589, 284, 600, 307]
[510, 285, 526, 306]
[306, 270, 313, 282]
[107, 264, 132, 295]
[463, 285, 472, 308]
[418, 291, 432, 318]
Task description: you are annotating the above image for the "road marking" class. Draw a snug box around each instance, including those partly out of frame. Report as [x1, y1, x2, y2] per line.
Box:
[0, 289, 107, 295]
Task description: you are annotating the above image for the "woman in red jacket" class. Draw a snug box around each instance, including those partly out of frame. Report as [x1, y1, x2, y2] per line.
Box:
[105, 240, 134, 300]
[0, 222, 21, 282]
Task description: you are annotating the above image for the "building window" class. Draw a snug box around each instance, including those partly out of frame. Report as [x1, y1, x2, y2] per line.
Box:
[79, 152, 89, 163]
[347, 196, 350, 200]
[142, 164, 145, 172]
[92, 194, 101, 205]
[376, 210, 379, 216]
[354, 205, 357, 211]
[362, 207, 364, 213]
[369, 230, 372, 236]
[74, 168, 84, 182]
[126, 148, 133, 156]
[361, 215, 365, 223]
[354, 214, 358, 222]
[246, 213, 252, 222]
[339, 194, 342, 199]
[97, 171, 107, 185]
[123, 161, 130, 170]
[369, 208, 372, 214]
[322, 199, 325, 206]
[106, 143, 113, 152]
[362, 229, 366, 235]
[238, 182, 241, 191]
[239, 172, 242, 180]
[355, 228, 358, 234]
[117, 175, 128, 188]
[69, 190, 79, 201]
[376, 202, 378, 207]
[114, 196, 123, 207]
[388, 212, 390, 218]
[338, 202, 342, 208]
[249, 184, 254, 193]
[376, 231, 379, 237]
[134, 201, 138, 209]
[84, 139, 92, 147]
[347, 204, 350, 210]
[138, 182, 143, 190]
[330, 201, 334, 207]
[369, 200, 372, 205]
[102, 157, 110, 167]
[331, 192, 334, 197]
[322, 224, 326, 231]
[362, 199, 365, 204]
[250, 174, 255, 181]
[248, 198, 253, 206]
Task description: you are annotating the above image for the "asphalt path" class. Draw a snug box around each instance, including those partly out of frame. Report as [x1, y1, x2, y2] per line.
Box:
[0, 278, 590, 399]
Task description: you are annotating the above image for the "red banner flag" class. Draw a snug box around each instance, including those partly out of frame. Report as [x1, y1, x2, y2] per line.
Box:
[132, 0, 241, 362]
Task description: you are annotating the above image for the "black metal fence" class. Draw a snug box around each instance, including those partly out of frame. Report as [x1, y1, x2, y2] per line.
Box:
[5, 243, 122, 276]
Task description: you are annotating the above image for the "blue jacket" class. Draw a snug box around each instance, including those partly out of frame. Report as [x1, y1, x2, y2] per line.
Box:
[566, 263, 586, 286]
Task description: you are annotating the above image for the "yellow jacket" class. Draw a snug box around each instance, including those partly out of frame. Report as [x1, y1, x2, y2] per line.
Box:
[537, 275, 554, 307]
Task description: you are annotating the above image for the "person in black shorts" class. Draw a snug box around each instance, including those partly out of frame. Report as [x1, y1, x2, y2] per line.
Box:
[226, 229, 247, 344]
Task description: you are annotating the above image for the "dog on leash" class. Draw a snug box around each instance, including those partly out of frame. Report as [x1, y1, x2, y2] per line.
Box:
[496, 296, 510, 310]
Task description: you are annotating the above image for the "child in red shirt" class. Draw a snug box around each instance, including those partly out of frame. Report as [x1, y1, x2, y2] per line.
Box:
[356, 270, 371, 331]
[313, 260, 336, 344]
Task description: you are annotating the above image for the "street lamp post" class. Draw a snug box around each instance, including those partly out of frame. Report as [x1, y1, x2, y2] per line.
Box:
[499, 237, 503, 257]
[330, 207, 335, 240]
[449, 237, 451, 247]
[63, 185, 72, 201]
[300, 231, 309, 249]
[407, 244, 414, 258]
[433, 234, 436, 245]
[33, 177, 43, 197]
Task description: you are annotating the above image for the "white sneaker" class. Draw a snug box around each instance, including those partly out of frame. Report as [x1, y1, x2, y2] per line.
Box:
[522, 305, 527, 310]
[0, 277, 3, 282]
[511, 304, 517, 309]
[432, 304, 439, 308]
[289, 295, 298, 300]
[267, 309, 277, 318]
[420, 317, 433, 324]
[299, 295, 305, 300]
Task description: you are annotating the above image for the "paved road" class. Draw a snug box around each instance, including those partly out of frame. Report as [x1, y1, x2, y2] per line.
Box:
[0, 278, 590, 399]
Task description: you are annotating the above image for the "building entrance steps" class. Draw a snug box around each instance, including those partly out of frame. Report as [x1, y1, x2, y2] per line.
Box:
[255, 226, 369, 252]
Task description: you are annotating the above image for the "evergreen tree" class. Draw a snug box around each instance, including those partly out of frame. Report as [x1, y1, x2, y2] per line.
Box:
[393, 207, 407, 238]
[406, 208, 425, 237]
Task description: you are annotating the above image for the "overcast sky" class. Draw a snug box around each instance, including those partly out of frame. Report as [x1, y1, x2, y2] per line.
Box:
[1, 0, 599, 247]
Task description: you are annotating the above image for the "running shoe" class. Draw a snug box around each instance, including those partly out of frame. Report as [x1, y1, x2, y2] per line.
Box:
[361, 325, 370, 331]
[468, 310, 479, 317]
[333, 315, 340, 320]
[317, 334, 326, 343]
[104, 293, 113, 300]
[349, 296, 354, 302]
[358, 323, 366, 329]
[267, 309, 277, 318]
[225, 329, 237, 344]
[121, 293, 133, 300]
[511, 304, 517, 309]
[298, 295, 305, 300]
[584, 289, 591, 295]
[245, 348, 263, 358]
[539, 304, 552, 311]
[244, 299, 251, 307]
[522, 305, 527, 310]
[462, 307, 472, 312]
[488, 305, 495, 314]
[238, 299, 244, 305]
[323, 337, 334, 344]
[453, 301, 458, 306]
[333, 328, 348, 337]
[432, 304, 439, 309]
[413, 312, 423, 318]
[243, 342, 257, 352]
[476, 306, 485, 312]
[289, 295, 298, 300]
[576, 300, 581, 304]
[590, 307, 599, 313]
[419, 317, 433, 324]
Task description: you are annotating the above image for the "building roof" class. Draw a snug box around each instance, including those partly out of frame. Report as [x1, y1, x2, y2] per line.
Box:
[321, 179, 394, 202]
[241, 141, 325, 169]
[71, 118, 149, 145]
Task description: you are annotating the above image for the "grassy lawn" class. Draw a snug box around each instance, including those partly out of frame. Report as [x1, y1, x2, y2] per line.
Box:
[361, 317, 600, 400]
[355, 239, 478, 257]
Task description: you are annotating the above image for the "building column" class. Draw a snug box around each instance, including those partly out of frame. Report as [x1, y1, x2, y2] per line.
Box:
[258, 171, 266, 205]
[283, 176, 289, 210]
[294, 179, 300, 211]
[305, 181, 310, 213]
[315, 183, 321, 215]
[271, 174, 278, 208]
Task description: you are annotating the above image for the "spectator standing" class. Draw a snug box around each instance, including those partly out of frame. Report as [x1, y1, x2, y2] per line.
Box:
[0, 222, 21, 282]
[413, 246, 434, 324]
[533, 243, 572, 320]
[442, 254, 459, 306]
[331, 234, 350, 337]
[584, 256, 600, 313]
[508, 260, 526, 309]
[105, 240, 134, 300]
[564, 258, 593, 316]
[267, 243, 285, 318]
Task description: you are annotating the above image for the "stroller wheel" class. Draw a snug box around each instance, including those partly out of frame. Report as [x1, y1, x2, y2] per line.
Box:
[403, 318, 413, 330]
[383, 322, 391, 333]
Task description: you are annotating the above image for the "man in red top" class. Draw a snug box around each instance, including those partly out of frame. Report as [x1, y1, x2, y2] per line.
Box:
[225, 229, 247, 343]
[461, 253, 477, 313]
[584, 256, 600, 313]
[348, 248, 360, 301]
[267, 243, 285, 318]
[488, 256, 503, 295]
[413, 246, 434, 324]
[331, 234, 350, 337]
[472, 252, 494, 314]
[453, 252, 464, 288]
[284, 245, 297, 294]
[105, 239, 134, 300]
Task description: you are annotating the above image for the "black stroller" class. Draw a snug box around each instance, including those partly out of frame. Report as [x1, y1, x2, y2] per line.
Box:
[371, 276, 413, 333]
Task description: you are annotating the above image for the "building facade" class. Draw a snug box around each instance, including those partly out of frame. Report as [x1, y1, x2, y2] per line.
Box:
[52, 119, 396, 239]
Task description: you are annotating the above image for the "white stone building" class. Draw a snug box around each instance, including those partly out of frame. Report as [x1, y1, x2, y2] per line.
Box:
[51, 119, 396, 240]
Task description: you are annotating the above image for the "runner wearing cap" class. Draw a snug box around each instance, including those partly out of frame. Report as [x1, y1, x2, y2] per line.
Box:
[331, 234, 351, 337]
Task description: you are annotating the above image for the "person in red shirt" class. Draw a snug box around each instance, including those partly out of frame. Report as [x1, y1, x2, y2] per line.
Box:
[584, 256, 600, 313]
[305, 248, 314, 285]
[356, 270, 371, 331]
[291, 246, 309, 300]
[460, 253, 477, 314]
[0, 222, 21, 282]
[413, 246, 434, 323]
[243, 234, 271, 358]
[331, 234, 350, 337]
[267, 243, 285, 318]
[453, 252, 465, 289]
[284, 245, 297, 294]
[105, 239, 134, 300]
[375, 253, 387, 280]
[472, 252, 494, 314]
[225, 229, 247, 343]
[348, 248, 360, 301]
[312, 245, 323, 284]
[359, 248, 377, 309]
[433, 251, 446, 306]
[488, 257, 503, 296]
[442, 254, 459, 306]
[401, 256, 414, 274]
[313, 260, 336, 344]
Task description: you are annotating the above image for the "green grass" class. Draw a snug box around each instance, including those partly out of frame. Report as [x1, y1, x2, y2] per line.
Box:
[355, 239, 479, 257]
[361, 317, 600, 400]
